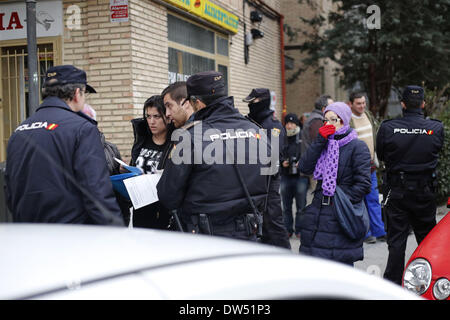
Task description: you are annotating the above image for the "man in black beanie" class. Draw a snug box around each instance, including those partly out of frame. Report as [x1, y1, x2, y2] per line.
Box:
[280, 113, 309, 238]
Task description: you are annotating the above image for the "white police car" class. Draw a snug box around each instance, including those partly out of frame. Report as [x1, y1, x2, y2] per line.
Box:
[0, 224, 418, 300]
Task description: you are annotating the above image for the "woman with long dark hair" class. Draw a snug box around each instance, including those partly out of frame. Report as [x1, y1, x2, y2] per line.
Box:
[129, 95, 172, 229]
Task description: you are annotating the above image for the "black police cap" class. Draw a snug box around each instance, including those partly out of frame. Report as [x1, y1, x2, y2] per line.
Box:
[184, 71, 226, 103]
[44, 65, 96, 93]
[285, 113, 299, 126]
[402, 85, 424, 102]
[243, 88, 270, 103]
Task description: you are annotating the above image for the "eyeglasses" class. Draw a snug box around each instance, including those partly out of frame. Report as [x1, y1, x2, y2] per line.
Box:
[145, 114, 163, 120]
[323, 117, 340, 124]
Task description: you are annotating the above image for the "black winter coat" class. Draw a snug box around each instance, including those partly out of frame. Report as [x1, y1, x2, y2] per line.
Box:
[5, 97, 123, 225]
[298, 129, 372, 263]
[280, 130, 302, 176]
[376, 108, 444, 174]
[247, 104, 291, 248]
[157, 96, 271, 226]
[248, 107, 286, 161]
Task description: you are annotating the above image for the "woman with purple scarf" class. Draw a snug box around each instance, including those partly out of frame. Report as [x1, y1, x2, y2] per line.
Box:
[298, 102, 372, 265]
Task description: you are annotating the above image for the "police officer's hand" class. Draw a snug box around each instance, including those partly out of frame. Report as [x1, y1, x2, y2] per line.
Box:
[319, 124, 336, 139]
[282, 160, 289, 168]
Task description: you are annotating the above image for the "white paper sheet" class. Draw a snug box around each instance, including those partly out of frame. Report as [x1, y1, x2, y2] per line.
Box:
[114, 157, 143, 174]
[123, 173, 161, 209]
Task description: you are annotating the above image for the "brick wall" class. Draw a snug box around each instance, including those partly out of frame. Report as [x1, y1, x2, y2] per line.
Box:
[63, 0, 135, 160]
[62, 0, 285, 160]
[219, 0, 284, 118]
[281, 0, 347, 118]
[281, 0, 321, 118]
[129, 0, 168, 117]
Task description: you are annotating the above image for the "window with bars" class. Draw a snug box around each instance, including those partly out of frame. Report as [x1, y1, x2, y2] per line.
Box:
[0, 43, 55, 161]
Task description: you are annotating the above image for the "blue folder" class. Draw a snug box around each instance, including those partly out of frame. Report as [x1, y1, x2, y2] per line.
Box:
[110, 165, 142, 200]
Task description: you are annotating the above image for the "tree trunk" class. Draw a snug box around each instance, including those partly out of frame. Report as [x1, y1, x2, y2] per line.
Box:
[368, 63, 379, 116]
[377, 58, 394, 118]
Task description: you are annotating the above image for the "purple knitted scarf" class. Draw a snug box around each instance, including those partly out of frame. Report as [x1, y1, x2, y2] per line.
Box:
[313, 125, 358, 196]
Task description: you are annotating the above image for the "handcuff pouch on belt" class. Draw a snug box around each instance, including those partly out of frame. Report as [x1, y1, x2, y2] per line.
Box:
[386, 171, 437, 198]
[188, 213, 259, 237]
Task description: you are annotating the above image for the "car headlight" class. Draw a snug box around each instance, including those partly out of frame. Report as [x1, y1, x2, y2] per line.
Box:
[433, 278, 450, 300]
[403, 258, 432, 295]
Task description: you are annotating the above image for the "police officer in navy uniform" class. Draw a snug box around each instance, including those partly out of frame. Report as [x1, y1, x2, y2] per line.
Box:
[243, 88, 291, 249]
[157, 71, 273, 242]
[376, 85, 444, 284]
[5, 65, 124, 226]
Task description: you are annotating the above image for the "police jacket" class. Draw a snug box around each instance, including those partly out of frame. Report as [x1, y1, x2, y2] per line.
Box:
[156, 96, 271, 225]
[248, 107, 286, 163]
[5, 96, 123, 225]
[298, 130, 371, 263]
[376, 108, 444, 174]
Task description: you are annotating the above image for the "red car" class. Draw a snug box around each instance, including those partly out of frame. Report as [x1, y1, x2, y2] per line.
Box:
[402, 201, 450, 300]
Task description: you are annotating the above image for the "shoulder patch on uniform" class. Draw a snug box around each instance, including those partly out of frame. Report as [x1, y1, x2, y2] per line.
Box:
[181, 120, 201, 130]
[271, 128, 281, 137]
[245, 115, 263, 128]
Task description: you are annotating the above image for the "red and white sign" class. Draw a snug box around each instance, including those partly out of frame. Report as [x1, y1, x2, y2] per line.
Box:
[110, 0, 129, 23]
[0, 1, 63, 41]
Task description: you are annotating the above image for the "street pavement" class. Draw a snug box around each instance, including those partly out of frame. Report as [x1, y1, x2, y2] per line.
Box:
[287, 188, 449, 279]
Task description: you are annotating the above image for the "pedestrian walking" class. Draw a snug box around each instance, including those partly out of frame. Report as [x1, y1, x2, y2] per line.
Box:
[157, 71, 272, 242]
[349, 92, 386, 244]
[298, 102, 372, 265]
[280, 113, 309, 238]
[377, 85, 444, 285]
[4, 65, 123, 225]
[244, 88, 291, 248]
[129, 95, 172, 229]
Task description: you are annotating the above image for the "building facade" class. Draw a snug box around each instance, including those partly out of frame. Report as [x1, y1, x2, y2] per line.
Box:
[281, 0, 346, 118]
[0, 0, 285, 162]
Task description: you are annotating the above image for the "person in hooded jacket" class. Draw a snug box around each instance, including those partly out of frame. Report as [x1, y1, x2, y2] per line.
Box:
[298, 102, 372, 265]
[129, 95, 173, 229]
[243, 88, 291, 249]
